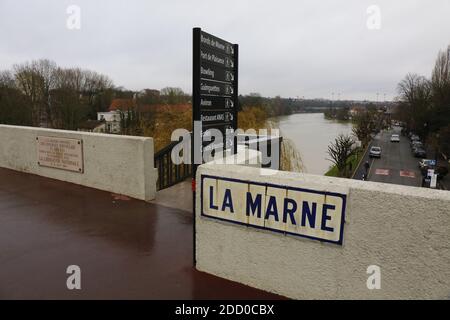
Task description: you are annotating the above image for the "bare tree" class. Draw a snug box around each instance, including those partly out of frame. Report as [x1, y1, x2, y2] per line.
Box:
[35, 60, 58, 126]
[49, 87, 88, 130]
[430, 45, 450, 131]
[397, 73, 431, 104]
[431, 45, 450, 104]
[13, 59, 59, 126]
[352, 111, 376, 146]
[0, 70, 15, 88]
[327, 134, 355, 177]
[397, 73, 432, 136]
[160, 87, 187, 104]
[0, 70, 32, 125]
[11, 59, 115, 128]
[13, 61, 43, 125]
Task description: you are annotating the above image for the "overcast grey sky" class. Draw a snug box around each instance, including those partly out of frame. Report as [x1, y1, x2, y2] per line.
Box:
[1, 0, 450, 100]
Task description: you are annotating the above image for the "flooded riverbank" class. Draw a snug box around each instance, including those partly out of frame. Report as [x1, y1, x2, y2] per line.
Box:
[274, 113, 353, 175]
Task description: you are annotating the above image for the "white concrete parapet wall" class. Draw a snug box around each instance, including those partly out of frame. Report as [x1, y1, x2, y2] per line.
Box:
[206, 145, 261, 168]
[195, 164, 450, 299]
[0, 125, 157, 201]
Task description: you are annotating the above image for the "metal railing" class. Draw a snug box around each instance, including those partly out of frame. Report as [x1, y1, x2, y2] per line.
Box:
[239, 134, 283, 170]
[154, 133, 282, 191]
[154, 140, 192, 191]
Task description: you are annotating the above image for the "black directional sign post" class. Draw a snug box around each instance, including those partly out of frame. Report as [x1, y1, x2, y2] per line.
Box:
[193, 28, 238, 163]
[192, 28, 238, 265]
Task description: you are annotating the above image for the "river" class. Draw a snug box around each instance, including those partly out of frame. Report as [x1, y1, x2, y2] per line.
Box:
[275, 113, 353, 175]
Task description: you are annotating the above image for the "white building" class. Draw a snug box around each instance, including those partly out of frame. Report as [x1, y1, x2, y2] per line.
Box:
[97, 111, 122, 134]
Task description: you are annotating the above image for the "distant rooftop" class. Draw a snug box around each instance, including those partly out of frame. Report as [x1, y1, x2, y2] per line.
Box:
[109, 98, 135, 111]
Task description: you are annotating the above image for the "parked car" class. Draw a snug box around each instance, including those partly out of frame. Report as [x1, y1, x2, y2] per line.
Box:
[413, 148, 427, 158]
[390, 134, 400, 142]
[369, 146, 382, 158]
[420, 165, 449, 181]
[411, 141, 423, 149]
[419, 159, 437, 170]
[410, 134, 420, 142]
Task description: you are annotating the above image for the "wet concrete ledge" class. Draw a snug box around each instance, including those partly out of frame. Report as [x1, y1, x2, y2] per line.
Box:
[0, 167, 284, 299]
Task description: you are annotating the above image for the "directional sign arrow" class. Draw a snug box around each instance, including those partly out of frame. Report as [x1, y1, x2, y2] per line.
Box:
[200, 31, 235, 57]
[200, 80, 234, 97]
[199, 96, 234, 110]
[200, 48, 234, 70]
[200, 63, 235, 84]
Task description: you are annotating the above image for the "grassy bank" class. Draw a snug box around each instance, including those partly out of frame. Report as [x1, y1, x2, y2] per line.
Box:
[324, 148, 364, 178]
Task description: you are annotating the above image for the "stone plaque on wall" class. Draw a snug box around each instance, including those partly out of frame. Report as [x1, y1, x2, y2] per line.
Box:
[36, 136, 84, 173]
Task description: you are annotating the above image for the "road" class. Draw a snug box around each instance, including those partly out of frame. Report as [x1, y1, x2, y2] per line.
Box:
[354, 126, 422, 187]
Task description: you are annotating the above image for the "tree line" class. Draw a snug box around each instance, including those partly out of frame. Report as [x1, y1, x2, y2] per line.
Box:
[239, 94, 375, 117]
[2, 58, 395, 134]
[0, 59, 114, 129]
[0, 59, 190, 130]
[323, 106, 351, 121]
[396, 44, 450, 156]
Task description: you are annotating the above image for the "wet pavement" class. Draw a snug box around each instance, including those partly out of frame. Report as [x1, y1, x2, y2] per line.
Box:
[0, 168, 284, 299]
[152, 180, 192, 213]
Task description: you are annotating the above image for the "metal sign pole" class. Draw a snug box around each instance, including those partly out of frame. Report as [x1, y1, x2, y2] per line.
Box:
[192, 27, 201, 266]
[192, 27, 238, 267]
[233, 43, 239, 155]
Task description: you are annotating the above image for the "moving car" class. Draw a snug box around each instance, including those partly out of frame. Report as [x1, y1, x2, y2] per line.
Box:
[369, 146, 382, 158]
[390, 134, 400, 142]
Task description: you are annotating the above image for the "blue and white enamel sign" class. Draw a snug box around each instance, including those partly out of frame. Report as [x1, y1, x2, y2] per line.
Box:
[201, 175, 347, 245]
